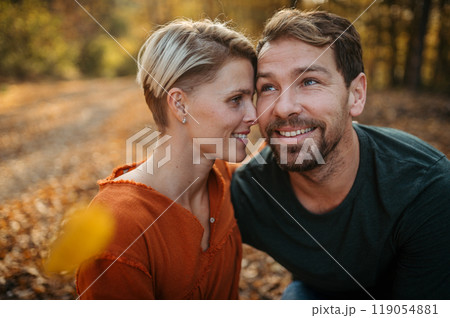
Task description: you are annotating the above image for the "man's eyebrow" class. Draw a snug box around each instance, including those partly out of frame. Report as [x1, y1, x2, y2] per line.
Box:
[256, 72, 272, 80]
[256, 65, 331, 81]
[292, 65, 331, 77]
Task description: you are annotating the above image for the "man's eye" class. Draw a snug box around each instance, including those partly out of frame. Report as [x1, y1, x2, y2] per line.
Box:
[261, 85, 276, 92]
[303, 79, 318, 86]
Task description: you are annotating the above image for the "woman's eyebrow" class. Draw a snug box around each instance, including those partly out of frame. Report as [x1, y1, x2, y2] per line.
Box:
[223, 88, 253, 95]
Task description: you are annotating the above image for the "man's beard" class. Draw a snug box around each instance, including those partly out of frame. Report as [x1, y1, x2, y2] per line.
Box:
[266, 116, 342, 172]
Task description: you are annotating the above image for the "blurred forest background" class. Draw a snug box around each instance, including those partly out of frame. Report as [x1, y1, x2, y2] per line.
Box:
[0, 0, 449, 299]
[1, 0, 449, 90]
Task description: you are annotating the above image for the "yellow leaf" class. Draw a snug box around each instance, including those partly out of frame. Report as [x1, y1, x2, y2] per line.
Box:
[44, 203, 115, 274]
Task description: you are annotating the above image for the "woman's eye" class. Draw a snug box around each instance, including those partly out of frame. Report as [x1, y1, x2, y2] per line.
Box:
[303, 79, 318, 86]
[231, 95, 242, 104]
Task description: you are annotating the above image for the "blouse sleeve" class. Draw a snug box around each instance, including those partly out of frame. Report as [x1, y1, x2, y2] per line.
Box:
[76, 256, 155, 300]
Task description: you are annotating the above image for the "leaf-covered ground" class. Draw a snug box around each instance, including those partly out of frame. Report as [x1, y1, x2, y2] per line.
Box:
[0, 78, 448, 299]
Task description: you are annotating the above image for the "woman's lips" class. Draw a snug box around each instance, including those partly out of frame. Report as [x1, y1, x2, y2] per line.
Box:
[231, 132, 250, 145]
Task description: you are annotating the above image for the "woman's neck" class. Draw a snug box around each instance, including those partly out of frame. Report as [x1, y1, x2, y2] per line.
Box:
[134, 132, 214, 252]
[137, 134, 214, 208]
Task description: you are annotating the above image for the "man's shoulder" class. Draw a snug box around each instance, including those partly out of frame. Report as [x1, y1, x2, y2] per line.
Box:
[231, 145, 290, 206]
[355, 123, 448, 170]
[233, 146, 277, 181]
[355, 124, 449, 217]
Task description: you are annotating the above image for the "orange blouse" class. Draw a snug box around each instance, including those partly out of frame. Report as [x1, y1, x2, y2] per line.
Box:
[76, 160, 242, 299]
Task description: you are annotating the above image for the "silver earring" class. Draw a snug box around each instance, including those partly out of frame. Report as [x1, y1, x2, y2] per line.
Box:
[182, 117, 186, 124]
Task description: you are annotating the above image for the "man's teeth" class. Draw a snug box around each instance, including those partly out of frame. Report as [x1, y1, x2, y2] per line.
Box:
[279, 127, 313, 137]
[232, 133, 248, 139]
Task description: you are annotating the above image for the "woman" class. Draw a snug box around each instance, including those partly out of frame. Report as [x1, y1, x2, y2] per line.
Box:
[76, 19, 256, 299]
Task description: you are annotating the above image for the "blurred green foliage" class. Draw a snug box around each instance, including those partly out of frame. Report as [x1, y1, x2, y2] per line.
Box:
[0, 0, 135, 80]
[77, 35, 129, 77]
[0, 0, 448, 92]
[0, 0, 76, 79]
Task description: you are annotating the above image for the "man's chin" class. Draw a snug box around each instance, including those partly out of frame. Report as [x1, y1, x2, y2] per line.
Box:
[270, 145, 320, 172]
[276, 159, 320, 172]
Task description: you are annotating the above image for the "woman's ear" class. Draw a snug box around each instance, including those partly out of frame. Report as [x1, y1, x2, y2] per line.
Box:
[348, 72, 367, 117]
[166, 87, 187, 124]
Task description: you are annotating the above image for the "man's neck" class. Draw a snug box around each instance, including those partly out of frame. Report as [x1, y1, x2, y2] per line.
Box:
[288, 127, 360, 215]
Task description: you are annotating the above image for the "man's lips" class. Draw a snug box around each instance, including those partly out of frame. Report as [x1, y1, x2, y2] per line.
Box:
[266, 116, 323, 140]
[276, 127, 315, 137]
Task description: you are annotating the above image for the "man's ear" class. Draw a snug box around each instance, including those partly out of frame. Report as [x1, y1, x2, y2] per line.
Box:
[348, 72, 367, 117]
[166, 87, 187, 124]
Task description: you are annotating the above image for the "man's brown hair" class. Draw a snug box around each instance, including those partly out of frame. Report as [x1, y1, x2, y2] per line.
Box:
[257, 9, 364, 87]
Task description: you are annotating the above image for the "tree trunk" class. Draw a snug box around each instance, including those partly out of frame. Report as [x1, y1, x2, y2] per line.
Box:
[386, 0, 399, 86]
[433, 0, 449, 91]
[403, 0, 432, 90]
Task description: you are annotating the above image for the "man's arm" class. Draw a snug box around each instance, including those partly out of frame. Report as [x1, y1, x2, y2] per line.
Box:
[392, 159, 450, 299]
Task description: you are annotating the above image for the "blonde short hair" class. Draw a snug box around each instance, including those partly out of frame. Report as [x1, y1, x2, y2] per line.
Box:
[137, 19, 256, 131]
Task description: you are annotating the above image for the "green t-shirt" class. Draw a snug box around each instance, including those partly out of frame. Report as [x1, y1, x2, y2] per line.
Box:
[231, 124, 450, 299]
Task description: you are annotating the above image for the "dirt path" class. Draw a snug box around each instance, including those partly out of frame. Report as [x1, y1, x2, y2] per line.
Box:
[0, 78, 448, 299]
[0, 78, 290, 299]
[0, 78, 144, 203]
[0, 78, 151, 299]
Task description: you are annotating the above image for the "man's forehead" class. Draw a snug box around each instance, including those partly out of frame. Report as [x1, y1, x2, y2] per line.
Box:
[259, 38, 321, 62]
[257, 41, 272, 60]
[257, 38, 336, 75]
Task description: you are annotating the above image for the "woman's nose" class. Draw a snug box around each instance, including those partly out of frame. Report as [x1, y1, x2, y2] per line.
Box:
[243, 100, 257, 125]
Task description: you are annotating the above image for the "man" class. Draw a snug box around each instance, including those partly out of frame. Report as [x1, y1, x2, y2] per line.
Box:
[231, 9, 450, 299]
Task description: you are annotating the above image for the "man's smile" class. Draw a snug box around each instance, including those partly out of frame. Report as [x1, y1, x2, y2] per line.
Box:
[277, 127, 316, 137]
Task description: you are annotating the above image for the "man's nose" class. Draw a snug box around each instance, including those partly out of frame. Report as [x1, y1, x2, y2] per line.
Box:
[272, 88, 302, 119]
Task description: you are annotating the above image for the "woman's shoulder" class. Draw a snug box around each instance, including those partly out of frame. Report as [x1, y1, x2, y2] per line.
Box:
[92, 180, 170, 223]
[213, 160, 241, 180]
[88, 163, 173, 238]
[87, 183, 165, 266]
